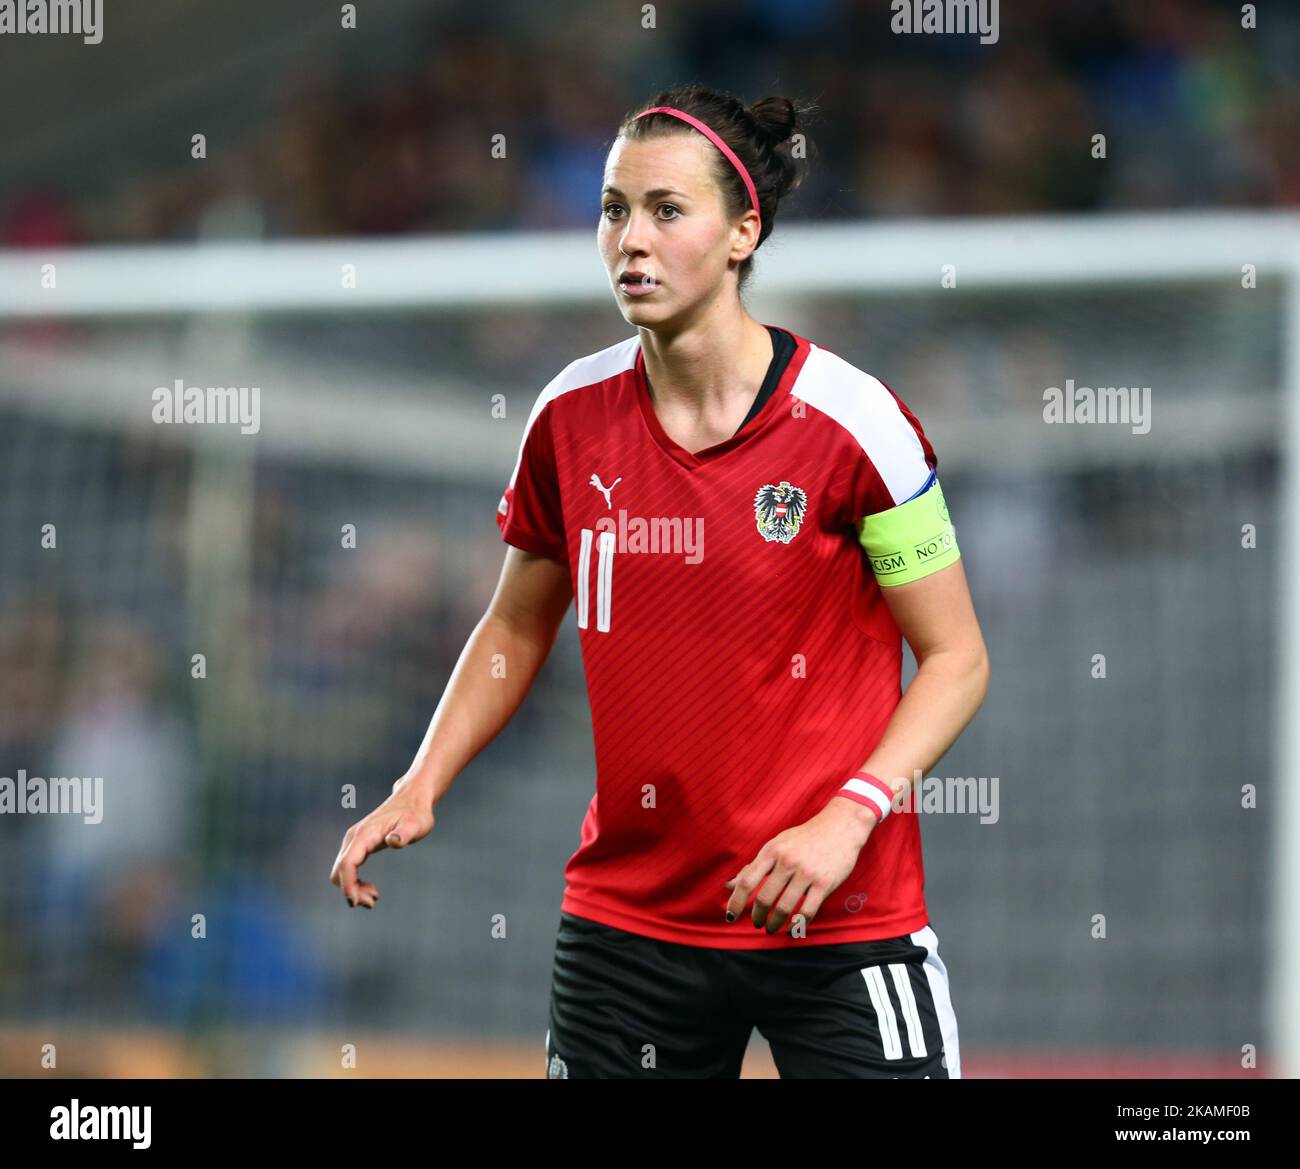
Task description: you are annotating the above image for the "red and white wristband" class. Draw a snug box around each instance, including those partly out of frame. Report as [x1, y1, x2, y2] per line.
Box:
[834, 771, 896, 824]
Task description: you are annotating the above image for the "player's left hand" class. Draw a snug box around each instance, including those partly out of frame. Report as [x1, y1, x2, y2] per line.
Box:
[723, 799, 877, 934]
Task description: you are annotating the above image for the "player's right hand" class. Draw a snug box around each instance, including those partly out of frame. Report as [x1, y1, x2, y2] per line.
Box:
[329, 780, 436, 909]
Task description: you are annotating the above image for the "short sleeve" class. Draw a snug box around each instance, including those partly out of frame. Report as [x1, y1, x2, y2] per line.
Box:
[496, 397, 567, 565]
[849, 384, 959, 586]
[846, 382, 937, 518]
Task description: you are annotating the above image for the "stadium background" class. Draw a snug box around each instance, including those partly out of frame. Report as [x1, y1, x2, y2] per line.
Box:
[0, 0, 1296, 1077]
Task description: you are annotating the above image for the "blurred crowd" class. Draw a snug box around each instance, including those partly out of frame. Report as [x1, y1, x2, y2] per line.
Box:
[2, 0, 1296, 248]
[0, 426, 560, 1029]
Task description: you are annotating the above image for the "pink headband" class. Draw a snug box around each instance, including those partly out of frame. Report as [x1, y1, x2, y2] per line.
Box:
[633, 105, 761, 235]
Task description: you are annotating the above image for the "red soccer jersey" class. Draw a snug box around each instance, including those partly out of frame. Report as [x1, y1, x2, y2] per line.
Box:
[496, 326, 941, 949]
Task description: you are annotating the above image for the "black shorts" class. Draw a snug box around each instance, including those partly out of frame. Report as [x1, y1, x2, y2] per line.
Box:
[544, 911, 961, 1079]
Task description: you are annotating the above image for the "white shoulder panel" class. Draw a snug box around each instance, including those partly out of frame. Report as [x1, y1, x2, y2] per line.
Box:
[521, 335, 639, 435]
[794, 343, 931, 506]
[504, 335, 641, 490]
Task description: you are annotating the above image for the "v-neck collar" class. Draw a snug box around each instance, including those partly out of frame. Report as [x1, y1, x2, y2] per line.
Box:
[633, 324, 811, 471]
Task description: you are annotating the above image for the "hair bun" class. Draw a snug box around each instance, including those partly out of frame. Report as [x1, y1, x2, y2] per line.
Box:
[748, 95, 799, 145]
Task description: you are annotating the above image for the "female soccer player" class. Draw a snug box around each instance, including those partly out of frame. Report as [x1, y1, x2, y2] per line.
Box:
[330, 85, 989, 1079]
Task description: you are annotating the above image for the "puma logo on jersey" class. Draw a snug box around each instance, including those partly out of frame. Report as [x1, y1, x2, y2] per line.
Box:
[590, 473, 622, 509]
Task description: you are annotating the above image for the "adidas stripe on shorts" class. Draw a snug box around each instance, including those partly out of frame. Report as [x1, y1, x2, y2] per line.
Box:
[544, 911, 961, 1078]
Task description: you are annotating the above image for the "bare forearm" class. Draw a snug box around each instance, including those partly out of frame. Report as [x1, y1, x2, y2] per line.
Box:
[831, 647, 989, 832]
[399, 612, 556, 809]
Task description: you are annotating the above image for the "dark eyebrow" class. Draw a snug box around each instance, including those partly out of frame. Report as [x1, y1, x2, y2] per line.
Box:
[601, 186, 691, 201]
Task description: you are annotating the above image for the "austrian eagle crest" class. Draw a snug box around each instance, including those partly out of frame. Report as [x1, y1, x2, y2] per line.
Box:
[753, 480, 808, 543]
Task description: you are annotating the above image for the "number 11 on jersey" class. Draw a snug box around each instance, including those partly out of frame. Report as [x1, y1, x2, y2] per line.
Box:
[577, 528, 615, 632]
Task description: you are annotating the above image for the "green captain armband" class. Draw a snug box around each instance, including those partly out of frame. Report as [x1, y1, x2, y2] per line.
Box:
[856, 478, 960, 586]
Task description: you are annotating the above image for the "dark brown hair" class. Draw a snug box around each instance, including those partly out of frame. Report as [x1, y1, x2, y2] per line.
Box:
[616, 83, 817, 291]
